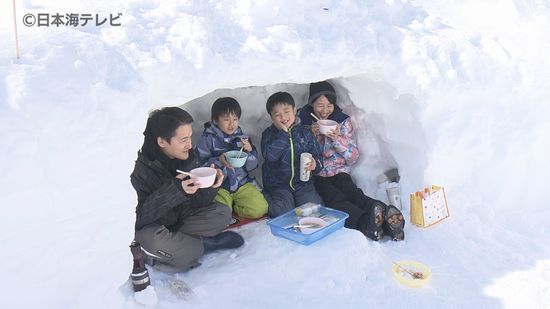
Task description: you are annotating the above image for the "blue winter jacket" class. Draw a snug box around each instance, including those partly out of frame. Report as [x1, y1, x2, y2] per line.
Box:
[195, 122, 259, 193]
[261, 123, 322, 192]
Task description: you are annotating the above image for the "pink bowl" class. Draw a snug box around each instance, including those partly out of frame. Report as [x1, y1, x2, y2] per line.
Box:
[318, 119, 338, 135]
[298, 217, 328, 234]
[190, 167, 217, 188]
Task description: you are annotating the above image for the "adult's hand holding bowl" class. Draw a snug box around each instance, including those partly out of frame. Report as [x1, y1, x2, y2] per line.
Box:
[189, 167, 217, 188]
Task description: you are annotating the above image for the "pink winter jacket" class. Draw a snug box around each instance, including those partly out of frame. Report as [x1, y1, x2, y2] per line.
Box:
[316, 118, 359, 177]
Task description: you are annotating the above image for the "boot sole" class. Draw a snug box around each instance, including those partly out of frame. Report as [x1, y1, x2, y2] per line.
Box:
[365, 204, 385, 241]
[385, 205, 405, 241]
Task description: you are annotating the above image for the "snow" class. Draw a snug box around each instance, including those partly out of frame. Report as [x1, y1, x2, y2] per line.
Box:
[1, 0, 550, 308]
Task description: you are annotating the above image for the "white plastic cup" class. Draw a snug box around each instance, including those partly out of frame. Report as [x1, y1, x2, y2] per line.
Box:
[300, 153, 313, 181]
[386, 183, 402, 210]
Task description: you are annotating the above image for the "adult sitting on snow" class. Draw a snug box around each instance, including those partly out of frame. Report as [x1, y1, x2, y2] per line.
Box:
[131, 107, 244, 272]
[297, 81, 405, 241]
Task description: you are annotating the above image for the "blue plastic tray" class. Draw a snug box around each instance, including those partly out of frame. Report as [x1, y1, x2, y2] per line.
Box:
[266, 206, 349, 245]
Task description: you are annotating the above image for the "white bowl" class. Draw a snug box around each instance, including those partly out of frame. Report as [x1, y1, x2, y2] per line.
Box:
[190, 167, 217, 188]
[298, 217, 328, 234]
[318, 119, 338, 135]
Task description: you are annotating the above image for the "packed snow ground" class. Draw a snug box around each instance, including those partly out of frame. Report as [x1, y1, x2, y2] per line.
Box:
[1, 0, 549, 308]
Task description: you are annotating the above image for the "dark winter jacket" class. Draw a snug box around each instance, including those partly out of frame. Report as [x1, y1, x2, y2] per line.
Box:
[131, 135, 219, 231]
[261, 123, 322, 192]
[194, 122, 259, 193]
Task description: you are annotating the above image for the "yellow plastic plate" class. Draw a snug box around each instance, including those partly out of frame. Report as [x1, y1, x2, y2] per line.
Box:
[392, 260, 431, 288]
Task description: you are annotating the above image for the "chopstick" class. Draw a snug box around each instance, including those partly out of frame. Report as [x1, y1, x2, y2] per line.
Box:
[293, 224, 320, 228]
[310, 112, 321, 121]
[393, 262, 422, 279]
[176, 170, 193, 177]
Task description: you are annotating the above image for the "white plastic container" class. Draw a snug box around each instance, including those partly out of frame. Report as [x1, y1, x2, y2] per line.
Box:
[386, 182, 402, 210]
[294, 202, 321, 216]
[299, 152, 313, 181]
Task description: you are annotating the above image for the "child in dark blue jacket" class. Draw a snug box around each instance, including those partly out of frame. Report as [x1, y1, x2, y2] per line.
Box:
[261, 92, 323, 217]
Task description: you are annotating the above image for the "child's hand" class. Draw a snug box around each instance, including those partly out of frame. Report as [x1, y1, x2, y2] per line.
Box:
[311, 122, 321, 135]
[211, 164, 225, 188]
[241, 138, 252, 152]
[326, 124, 341, 141]
[305, 158, 316, 171]
[219, 153, 234, 170]
[274, 120, 288, 132]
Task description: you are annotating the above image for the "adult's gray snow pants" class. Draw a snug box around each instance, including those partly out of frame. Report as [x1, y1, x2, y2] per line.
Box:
[135, 202, 231, 272]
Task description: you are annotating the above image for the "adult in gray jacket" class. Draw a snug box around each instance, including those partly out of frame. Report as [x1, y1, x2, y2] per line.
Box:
[131, 107, 244, 272]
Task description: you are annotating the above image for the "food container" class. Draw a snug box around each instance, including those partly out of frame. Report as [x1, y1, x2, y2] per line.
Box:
[297, 217, 328, 234]
[267, 205, 349, 245]
[391, 260, 431, 288]
[294, 202, 321, 216]
[190, 167, 217, 188]
[318, 119, 338, 135]
[225, 150, 248, 168]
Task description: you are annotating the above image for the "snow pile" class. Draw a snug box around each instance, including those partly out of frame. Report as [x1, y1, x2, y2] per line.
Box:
[1, 0, 549, 308]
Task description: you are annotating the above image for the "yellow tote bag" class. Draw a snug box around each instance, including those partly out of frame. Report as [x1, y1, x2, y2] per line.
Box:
[410, 185, 450, 227]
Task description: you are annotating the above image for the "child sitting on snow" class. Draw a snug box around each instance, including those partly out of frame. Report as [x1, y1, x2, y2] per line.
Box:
[297, 81, 405, 241]
[261, 91, 324, 217]
[195, 97, 268, 219]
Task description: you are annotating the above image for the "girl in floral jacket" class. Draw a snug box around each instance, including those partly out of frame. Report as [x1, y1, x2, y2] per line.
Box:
[298, 81, 405, 241]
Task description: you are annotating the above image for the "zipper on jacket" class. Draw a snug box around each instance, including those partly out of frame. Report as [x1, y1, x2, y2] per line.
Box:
[288, 125, 295, 191]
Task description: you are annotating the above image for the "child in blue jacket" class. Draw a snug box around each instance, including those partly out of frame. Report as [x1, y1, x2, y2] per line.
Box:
[261, 92, 323, 217]
[195, 97, 268, 219]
